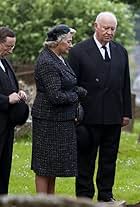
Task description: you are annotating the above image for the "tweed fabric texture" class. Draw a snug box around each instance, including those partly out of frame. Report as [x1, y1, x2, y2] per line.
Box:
[31, 118, 77, 176]
[31, 47, 78, 121]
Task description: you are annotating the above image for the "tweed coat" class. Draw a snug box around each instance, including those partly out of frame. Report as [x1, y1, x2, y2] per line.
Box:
[31, 47, 79, 121]
[31, 47, 80, 176]
[68, 37, 132, 124]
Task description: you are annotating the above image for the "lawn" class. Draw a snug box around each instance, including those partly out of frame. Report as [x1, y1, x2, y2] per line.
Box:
[9, 121, 140, 204]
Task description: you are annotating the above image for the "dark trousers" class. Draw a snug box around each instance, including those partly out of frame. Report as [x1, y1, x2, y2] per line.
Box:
[0, 127, 14, 194]
[76, 124, 121, 199]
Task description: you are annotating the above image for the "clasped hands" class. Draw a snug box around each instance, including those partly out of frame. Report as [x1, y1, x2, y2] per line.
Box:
[9, 90, 27, 104]
[74, 86, 87, 100]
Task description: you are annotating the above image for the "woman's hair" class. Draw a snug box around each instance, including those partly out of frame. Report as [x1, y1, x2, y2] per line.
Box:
[44, 24, 76, 48]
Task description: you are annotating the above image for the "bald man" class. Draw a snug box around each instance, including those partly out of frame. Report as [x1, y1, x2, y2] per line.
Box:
[68, 12, 132, 201]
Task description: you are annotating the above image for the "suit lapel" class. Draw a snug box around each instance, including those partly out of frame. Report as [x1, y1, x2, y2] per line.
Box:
[64, 60, 76, 77]
[85, 38, 107, 74]
[104, 42, 123, 89]
[1, 59, 18, 90]
[110, 42, 117, 68]
[109, 42, 121, 81]
[46, 47, 76, 77]
[85, 38, 103, 60]
[85, 38, 110, 87]
[0, 65, 8, 78]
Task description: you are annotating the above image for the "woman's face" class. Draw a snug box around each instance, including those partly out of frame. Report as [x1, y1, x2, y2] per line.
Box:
[57, 32, 73, 55]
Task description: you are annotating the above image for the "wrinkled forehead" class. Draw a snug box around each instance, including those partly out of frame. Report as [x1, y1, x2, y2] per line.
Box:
[96, 13, 117, 27]
[99, 18, 117, 28]
[5, 36, 16, 43]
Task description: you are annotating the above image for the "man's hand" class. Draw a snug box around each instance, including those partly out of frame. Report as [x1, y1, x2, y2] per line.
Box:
[18, 90, 27, 101]
[9, 92, 21, 104]
[122, 117, 130, 127]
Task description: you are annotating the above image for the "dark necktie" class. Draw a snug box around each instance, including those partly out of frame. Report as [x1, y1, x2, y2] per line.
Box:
[102, 45, 110, 62]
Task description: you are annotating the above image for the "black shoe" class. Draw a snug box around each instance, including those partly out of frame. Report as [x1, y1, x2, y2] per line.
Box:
[98, 197, 116, 202]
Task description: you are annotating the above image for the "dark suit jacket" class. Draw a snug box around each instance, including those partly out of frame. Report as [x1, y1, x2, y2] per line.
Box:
[31, 47, 79, 121]
[68, 37, 132, 124]
[0, 58, 18, 156]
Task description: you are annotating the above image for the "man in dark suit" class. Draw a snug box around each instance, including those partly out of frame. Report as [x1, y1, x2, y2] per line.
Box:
[68, 12, 132, 201]
[0, 27, 27, 194]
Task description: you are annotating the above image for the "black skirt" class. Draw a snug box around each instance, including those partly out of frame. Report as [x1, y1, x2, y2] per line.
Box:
[31, 117, 77, 177]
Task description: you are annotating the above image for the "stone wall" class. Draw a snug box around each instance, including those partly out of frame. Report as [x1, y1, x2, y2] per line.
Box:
[0, 195, 126, 207]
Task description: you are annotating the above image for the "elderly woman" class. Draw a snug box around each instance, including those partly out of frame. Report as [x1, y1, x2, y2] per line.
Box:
[31, 24, 87, 194]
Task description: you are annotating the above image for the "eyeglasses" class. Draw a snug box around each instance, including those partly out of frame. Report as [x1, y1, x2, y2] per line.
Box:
[1, 42, 15, 49]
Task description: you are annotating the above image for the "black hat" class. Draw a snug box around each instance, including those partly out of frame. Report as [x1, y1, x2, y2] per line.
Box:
[9, 101, 29, 127]
[47, 24, 71, 41]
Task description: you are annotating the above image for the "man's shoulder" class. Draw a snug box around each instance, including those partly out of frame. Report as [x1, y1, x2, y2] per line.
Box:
[111, 40, 127, 52]
[73, 37, 93, 50]
[36, 48, 53, 65]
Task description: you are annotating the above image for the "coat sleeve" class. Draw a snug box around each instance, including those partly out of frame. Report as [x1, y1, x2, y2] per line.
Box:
[122, 49, 132, 118]
[37, 62, 78, 105]
[0, 94, 9, 111]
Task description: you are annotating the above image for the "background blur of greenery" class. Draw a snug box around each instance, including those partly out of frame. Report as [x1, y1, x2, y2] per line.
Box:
[1, 0, 139, 203]
[0, 0, 138, 63]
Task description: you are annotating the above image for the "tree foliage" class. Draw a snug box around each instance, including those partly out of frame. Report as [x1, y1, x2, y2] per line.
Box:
[0, 0, 136, 63]
[111, 0, 140, 9]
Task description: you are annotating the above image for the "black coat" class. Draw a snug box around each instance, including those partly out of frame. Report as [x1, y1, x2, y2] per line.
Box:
[0, 59, 18, 150]
[0, 58, 19, 189]
[68, 38, 132, 124]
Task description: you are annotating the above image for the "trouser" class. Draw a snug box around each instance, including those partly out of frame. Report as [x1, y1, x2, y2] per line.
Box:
[76, 124, 121, 199]
[0, 127, 14, 194]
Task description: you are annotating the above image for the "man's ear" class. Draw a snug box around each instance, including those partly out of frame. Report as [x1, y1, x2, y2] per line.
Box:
[94, 22, 97, 30]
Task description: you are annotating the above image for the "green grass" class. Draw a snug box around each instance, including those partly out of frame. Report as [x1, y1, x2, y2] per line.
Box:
[115, 131, 140, 203]
[9, 121, 140, 204]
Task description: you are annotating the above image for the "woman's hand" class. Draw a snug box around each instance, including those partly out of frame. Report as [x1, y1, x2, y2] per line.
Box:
[74, 86, 87, 100]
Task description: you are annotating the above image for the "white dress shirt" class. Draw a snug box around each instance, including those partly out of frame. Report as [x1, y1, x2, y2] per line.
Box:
[93, 34, 111, 60]
[0, 60, 6, 72]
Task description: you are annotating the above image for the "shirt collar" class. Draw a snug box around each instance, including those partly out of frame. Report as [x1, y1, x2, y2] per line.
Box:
[0, 59, 6, 72]
[93, 34, 110, 50]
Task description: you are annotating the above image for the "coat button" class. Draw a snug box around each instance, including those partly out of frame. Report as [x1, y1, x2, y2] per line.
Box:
[95, 78, 99, 82]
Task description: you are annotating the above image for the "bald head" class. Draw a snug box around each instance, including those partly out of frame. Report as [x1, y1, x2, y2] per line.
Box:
[95, 12, 117, 26]
[94, 11, 117, 45]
